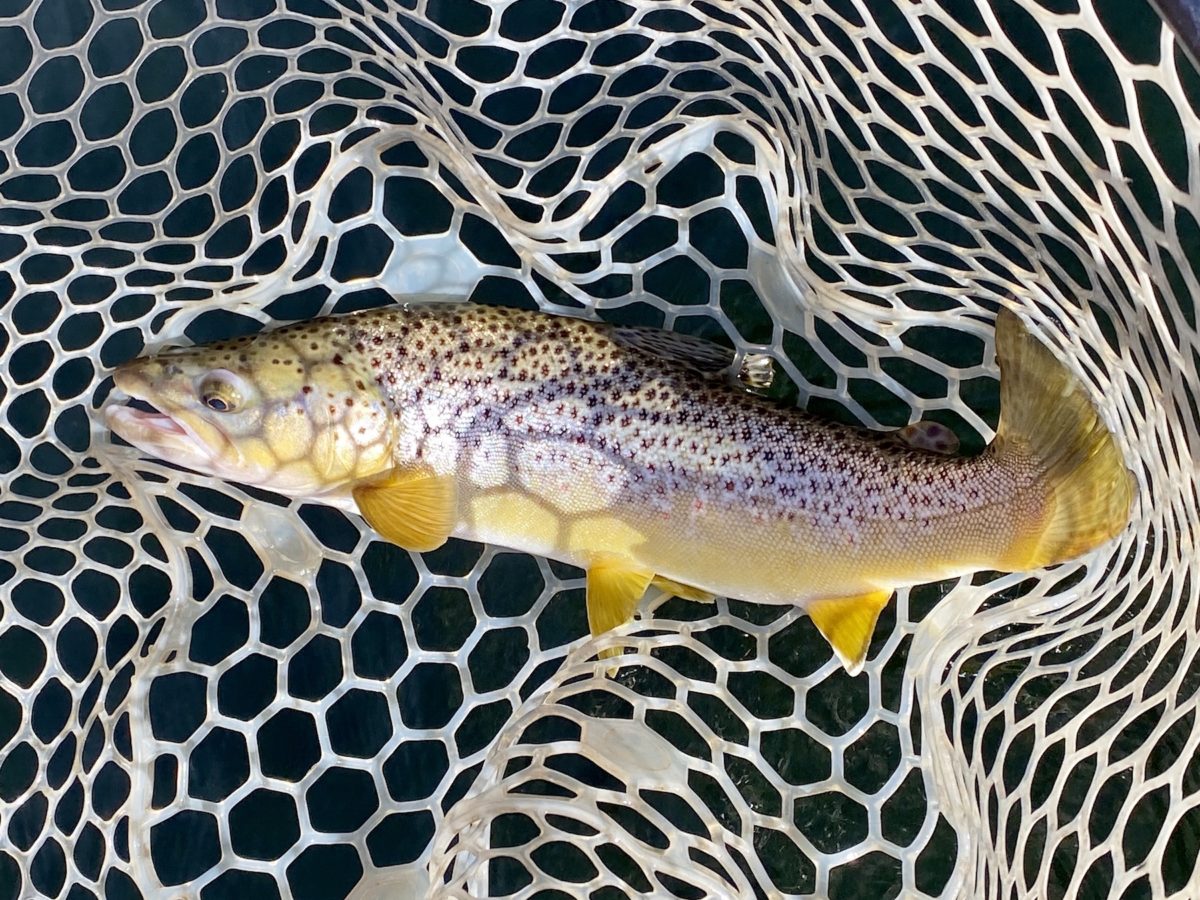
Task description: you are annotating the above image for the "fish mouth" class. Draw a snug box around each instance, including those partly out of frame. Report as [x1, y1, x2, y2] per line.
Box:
[121, 399, 190, 436]
[106, 369, 230, 470]
[107, 401, 194, 443]
[106, 402, 225, 468]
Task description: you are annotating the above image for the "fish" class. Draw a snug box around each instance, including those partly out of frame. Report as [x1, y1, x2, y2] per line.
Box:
[106, 303, 1135, 673]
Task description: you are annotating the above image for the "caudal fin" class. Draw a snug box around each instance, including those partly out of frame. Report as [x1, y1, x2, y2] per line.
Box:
[994, 310, 1134, 567]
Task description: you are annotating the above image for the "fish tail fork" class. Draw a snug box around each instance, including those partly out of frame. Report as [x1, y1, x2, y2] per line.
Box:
[993, 310, 1136, 569]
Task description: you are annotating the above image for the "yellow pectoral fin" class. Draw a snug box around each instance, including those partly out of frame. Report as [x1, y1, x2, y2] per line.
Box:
[651, 575, 715, 603]
[352, 467, 457, 553]
[808, 590, 892, 676]
[586, 560, 654, 660]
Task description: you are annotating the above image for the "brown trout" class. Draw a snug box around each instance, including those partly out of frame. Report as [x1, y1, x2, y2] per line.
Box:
[106, 303, 1134, 672]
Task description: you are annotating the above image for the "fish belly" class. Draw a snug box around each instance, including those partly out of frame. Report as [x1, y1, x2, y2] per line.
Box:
[450, 435, 1000, 607]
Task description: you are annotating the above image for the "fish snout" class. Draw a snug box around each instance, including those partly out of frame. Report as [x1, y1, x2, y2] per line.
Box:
[112, 358, 185, 398]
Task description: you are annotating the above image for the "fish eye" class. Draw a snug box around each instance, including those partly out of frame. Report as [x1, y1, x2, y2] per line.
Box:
[198, 371, 244, 414]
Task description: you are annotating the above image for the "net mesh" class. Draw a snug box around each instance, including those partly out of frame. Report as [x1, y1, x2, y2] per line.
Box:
[0, 0, 1196, 897]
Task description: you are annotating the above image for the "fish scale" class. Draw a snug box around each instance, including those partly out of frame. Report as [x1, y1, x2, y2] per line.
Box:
[345, 306, 1025, 581]
[108, 302, 1133, 673]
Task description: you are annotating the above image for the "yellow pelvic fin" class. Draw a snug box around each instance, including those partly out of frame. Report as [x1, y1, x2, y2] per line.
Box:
[651, 575, 715, 603]
[352, 466, 457, 553]
[807, 590, 892, 676]
[586, 559, 654, 660]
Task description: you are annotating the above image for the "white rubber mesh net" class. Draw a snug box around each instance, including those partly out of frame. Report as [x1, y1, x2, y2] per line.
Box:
[0, 0, 1196, 897]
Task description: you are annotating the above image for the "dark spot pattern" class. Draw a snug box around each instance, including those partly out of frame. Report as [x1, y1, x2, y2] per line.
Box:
[317, 303, 1031, 591]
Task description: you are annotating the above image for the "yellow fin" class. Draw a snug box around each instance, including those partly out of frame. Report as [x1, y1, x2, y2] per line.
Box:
[808, 590, 891, 675]
[352, 466, 457, 553]
[587, 559, 654, 660]
[992, 309, 1135, 566]
[651, 575, 715, 603]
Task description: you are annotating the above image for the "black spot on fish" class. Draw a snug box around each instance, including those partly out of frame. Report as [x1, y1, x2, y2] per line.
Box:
[333, 354, 344, 366]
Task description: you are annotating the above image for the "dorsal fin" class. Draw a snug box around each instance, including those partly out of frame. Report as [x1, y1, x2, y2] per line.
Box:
[609, 326, 775, 393]
[610, 325, 735, 375]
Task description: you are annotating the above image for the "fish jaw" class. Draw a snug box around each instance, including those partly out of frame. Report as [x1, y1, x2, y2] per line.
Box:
[105, 402, 228, 470]
[107, 362, 240, 478]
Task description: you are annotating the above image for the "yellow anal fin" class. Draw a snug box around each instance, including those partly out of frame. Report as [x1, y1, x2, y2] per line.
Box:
[587, 560, 654, 661]
[808, 590, 892, 676]
[651, 575, 715, 603]
[352, 466, 457, 553]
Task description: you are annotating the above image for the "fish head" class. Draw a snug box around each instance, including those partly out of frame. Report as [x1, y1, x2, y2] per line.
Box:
[107, 327, 394, 495]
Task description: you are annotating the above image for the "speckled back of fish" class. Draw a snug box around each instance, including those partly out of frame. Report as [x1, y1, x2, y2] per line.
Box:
[108, 303, 1135, 673]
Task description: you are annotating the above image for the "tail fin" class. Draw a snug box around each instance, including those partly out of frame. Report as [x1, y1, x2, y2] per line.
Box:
[994, 309, 1135, 567]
